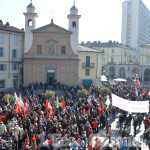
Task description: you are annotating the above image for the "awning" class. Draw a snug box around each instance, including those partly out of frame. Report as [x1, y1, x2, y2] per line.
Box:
[82, 79, 93, 85]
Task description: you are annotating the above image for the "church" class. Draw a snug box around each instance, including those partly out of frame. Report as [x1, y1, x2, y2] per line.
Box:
[23, 1, 81, 86]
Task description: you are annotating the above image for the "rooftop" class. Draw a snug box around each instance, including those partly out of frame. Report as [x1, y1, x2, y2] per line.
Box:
[80, 41, 139, 51]
[78, 45, 104, 53]
[0, 21, 24, 33]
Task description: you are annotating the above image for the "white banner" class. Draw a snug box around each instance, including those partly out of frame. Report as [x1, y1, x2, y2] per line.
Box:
[112, 93, 149, 113]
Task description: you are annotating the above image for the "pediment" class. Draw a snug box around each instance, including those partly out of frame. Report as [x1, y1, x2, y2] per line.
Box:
[32, 23, 72, 34]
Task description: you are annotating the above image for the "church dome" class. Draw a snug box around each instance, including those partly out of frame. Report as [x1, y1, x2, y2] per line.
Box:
[27, 2, 35, 9]
[70, 5, 78, 11]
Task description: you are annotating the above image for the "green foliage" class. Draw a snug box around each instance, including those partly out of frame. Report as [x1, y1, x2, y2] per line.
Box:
[100, 87, 111, 95]
[3, 94, 15, 103]
[45, 90, 55, 99]
[77, 89, 88, 97]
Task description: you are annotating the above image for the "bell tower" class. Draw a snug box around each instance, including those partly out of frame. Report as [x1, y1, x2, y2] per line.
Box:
[67, 0, 81, 55]
[23, 0, 38, 53]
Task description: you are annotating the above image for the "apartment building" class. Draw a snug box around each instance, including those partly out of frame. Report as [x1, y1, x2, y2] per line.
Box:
[82, 41, 140, 79]
[0, 20, 24, 90]
[121, 0, 150, 50]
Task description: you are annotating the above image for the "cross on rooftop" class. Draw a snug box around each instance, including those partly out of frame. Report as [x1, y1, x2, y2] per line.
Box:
[50, 10, 55, 20]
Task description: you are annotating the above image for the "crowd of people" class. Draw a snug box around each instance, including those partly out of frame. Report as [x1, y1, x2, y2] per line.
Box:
[0, 80, 149, 150]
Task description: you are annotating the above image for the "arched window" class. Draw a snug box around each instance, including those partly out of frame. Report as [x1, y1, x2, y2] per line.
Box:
[72, 21, 76, 28]
[28, 19, 33, 26]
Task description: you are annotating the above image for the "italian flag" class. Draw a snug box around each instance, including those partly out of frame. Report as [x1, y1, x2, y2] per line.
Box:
[14, 92, 24, 110]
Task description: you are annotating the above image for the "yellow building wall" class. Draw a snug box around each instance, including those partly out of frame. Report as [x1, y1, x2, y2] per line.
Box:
[0, 31, 24, 90]
[96, 47, 140, 66]
[78, 51, 103, 86]
[140, 46, 150, 66]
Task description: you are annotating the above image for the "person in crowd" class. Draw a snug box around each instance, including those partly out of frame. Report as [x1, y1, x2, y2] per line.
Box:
[108, 125, 112, 143]
[0, 81, 149, 150]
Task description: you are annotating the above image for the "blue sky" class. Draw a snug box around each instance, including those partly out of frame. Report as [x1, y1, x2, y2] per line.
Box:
[1, 0, 150, 43]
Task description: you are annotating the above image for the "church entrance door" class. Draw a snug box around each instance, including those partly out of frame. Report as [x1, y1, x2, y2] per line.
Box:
[47, 72, 55, 86]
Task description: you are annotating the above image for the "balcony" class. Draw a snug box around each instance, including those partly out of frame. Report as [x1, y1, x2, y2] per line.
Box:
[108, 62, 116, 65]
[82, 63, 94, 68]
[12, 58, 22, 63]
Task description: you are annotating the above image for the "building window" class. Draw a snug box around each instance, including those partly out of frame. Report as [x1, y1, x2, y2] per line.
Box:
[86, 56, 90, 67]
[49, 43, 55, 55]
[14, 35, 18, 46]
[85, 69, 90, 76]
[0, 47, 5, 57]
[146, 48, 150, 54]
[37, 45, 42, 54]
[72, 21, 76, 28]
[28, 19, 33, 26]
[12, 49, 18, 58]
[111, 57, 114, 63]
[0, 33, 5, 44]
[112, 49, 115, 53]
[146, 57, 150, 64]
[0, 80, 5, 88]
[0, 64, 7, 71]
[102, 58, 105, 62]
[121, 49, 124, 55]
[12, 64, 19, 70]
[61, 46, 66, 54]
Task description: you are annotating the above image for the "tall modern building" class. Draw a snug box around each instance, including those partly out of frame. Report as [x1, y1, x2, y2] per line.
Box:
[121, 0, 150, 50]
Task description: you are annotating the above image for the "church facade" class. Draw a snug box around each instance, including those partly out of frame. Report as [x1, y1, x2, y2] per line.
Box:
[23, 2, 81, 86]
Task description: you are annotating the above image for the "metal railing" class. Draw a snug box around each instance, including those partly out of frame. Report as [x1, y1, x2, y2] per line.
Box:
[82, 63, 94, 68]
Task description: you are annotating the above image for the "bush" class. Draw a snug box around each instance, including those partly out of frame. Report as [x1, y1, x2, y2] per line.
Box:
[77, 89, 88, 97]
[3, 94, 15, 103]
[100, 87, 111, 95]
[45, 90, 55, 99]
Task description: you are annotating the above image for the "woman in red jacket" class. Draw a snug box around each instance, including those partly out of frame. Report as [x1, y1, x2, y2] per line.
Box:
[22, 138, 29, 149]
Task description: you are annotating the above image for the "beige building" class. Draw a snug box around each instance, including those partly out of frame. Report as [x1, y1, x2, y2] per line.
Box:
[23, 1, 80, 86]
[140, 44, 150, 81]
[78, 45, 104, 87]
[82, 41, 141, 79]
[0, 20, 24, 90]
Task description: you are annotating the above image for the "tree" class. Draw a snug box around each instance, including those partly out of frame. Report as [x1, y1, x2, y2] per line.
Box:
[3, 94, 15, 103]
[100, 87, 111, 95]
[77, 89, 88, 97]
[45, 90, 55, 99]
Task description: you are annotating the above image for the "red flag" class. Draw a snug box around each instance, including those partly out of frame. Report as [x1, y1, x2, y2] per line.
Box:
[33, 134, 36, 141]
[49, 102, 52, 115]
[22, 116, 26, 121]
[35, 142, 37, 150]
[88, 106, 91, 114]
[24, 100, 28, 115]
[142, 92, 145, 96]
[99, 94, 101, 98]
[82, 108, 85, 114]
[15, 102, 22, 115]
[98, 105, 102, 116]
[138, 80, 140, 86]
[62, 99, 66, 110]
[46, 100, 51, 110]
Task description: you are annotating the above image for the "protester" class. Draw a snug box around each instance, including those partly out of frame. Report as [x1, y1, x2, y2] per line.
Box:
[0, 81, 149, 150]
